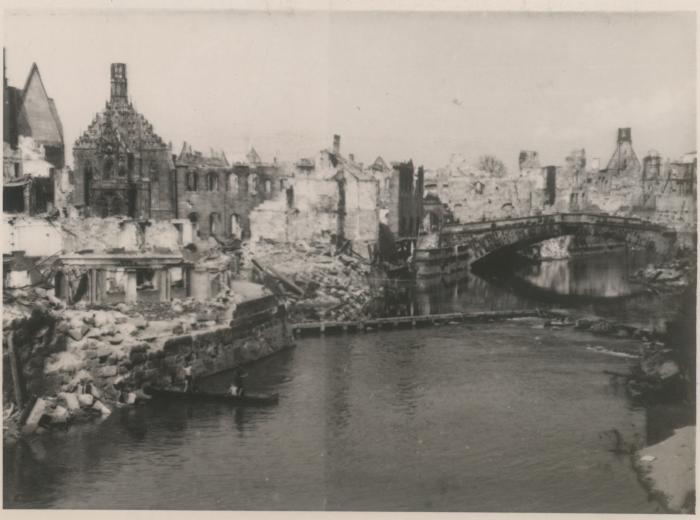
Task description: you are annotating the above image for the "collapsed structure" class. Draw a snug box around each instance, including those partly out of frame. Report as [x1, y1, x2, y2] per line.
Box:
[424, 128, 696, 246]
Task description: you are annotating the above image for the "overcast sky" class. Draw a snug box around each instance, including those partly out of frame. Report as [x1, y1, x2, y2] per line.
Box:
[4, 10, 696, 171]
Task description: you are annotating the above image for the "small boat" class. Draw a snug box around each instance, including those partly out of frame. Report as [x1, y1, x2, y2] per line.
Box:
[146, 387, 279, 406]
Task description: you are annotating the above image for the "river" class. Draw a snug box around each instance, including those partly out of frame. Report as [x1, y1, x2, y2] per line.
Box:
[3, 251, 679, 512]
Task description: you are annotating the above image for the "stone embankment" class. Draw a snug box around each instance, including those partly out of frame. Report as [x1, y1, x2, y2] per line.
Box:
[634, 426, 695, 514]
[3, 280, 293, 445]
[609, 254, 695, 514]
[243, 240, 381, 323]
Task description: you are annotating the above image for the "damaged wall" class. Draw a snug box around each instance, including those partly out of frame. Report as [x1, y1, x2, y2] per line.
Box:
[2, 215, 193, 258]
[175, 161, 288, 240]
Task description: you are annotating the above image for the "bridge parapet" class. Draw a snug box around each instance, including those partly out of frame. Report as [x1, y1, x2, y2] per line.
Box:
[439, 213, 672, 236]
[413, 212, 677, 279]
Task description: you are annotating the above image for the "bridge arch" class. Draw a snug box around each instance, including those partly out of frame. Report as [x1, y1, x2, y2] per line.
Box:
[414, 213, 677, 279]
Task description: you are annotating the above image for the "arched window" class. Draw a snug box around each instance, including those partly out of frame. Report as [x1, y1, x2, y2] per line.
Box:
[228, 173, 238, 194]
[209, 212, 222, 235]
[118, 156, 127, 177]
[265, 179, 271, 194]
[230, 213, 241, 237]
[208, 171, 219, 191]
[279, 179, 285, 191]
[186, 171, 198, 191]
[188, 212, 200, 238]
[103, 157, 113, 179]
[384, 177, 391, 191]
[249, 174, 258, 195]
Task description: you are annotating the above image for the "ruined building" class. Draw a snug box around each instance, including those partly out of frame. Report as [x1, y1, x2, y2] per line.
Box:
[3, 53, 65, 214]
[73, 64, 175, 219]
[175, 143, 287, 239]
[382, 161, 424, 239]
[597, 127, 642, 189]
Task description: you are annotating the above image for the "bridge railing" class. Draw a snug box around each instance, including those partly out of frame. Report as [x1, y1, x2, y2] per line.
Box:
[437, 212, 670, 236]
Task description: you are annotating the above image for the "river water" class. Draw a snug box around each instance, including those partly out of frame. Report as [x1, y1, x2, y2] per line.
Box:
[3, 251, 677, 512]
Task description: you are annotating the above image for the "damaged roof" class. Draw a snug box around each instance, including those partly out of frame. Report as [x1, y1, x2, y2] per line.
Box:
[12, 63, 64, 148]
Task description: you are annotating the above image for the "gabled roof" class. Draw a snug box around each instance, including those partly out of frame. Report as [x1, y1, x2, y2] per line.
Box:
[369, 155, 390, 172]
[17, 63, 63, 147]
[75, 100, 168, 152]
[176, 141, 229, 168]
[247, 147, 262, 165]
[336, 154, 375, 182]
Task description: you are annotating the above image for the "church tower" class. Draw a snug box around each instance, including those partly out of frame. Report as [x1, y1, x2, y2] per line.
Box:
[110, 63, 128, 102]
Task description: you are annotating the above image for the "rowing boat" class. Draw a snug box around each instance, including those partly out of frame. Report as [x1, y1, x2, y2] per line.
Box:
[146, 388, 279, 406]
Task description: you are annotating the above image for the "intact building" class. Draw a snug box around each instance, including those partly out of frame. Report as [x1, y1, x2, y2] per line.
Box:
[73, 63, 175, 219]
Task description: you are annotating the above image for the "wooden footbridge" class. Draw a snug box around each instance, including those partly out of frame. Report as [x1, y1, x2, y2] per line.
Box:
[290, 308, 567, 336]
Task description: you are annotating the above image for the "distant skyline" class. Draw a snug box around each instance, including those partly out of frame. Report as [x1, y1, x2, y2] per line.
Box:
[4, 10, 696, 172]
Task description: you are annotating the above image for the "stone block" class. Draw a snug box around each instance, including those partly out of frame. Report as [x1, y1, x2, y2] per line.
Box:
[130, 352, 147, 365]
[163, 335, 193, 354]
[67, 325, 90, 341]
[22, 398, 47, 434]
[50, 405, 70, 424]
[108, 334, 124, 345]
[57, 392, 80, 412]
[77, 393, 94, 408]
[92, 400, 112, 416]
[130, 343, 149, 355]
[99, 365, 118, 378]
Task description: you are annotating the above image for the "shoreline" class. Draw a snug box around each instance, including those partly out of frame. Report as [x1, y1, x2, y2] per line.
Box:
[632, 426, 695, 514]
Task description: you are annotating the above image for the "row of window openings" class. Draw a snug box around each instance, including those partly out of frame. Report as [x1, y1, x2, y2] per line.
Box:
[84, 157, 155, 180]
[189, 213, 242, 237]
[186, 173, 280, 194]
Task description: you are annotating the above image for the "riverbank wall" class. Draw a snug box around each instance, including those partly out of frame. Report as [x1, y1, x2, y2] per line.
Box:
[3, 284, 294, 444]
[132, 296, 293, 390]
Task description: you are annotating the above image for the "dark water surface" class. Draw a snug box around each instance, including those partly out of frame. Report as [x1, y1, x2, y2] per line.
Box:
[5, 323, 659, 512]
[4, 251, 677, 511]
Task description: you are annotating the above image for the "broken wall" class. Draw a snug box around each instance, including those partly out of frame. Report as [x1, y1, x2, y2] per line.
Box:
[2, 216, 193, 259]
[2, 215, 63, 257]
[343, 177, 379, 245]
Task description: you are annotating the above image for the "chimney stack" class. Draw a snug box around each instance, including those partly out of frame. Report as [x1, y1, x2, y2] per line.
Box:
[617, 128, 632, 144]
[333, 134, 341, 156]
[110, 63, 128, 102]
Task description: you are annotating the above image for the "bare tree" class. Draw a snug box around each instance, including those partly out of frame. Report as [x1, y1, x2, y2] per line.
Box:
[478, 155, 508, 177]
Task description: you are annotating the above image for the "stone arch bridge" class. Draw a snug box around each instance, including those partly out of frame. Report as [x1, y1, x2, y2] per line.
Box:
[413, 213, 677, 279]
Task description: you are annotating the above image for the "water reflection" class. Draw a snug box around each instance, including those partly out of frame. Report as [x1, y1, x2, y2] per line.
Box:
[517, 251, 640, 298]
[379, 250, 656, 319]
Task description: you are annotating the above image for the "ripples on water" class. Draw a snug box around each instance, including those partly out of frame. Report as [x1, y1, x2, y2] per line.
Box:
[4, 323, 661, 512]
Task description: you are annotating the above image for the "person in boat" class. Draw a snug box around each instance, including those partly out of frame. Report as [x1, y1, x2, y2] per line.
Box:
[229, 369, 246, 396]
[183, 365, 195, 393]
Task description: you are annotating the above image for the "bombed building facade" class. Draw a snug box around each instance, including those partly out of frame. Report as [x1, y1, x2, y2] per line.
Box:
[175, 143, 288, 240]
[3, 54, 66, 215]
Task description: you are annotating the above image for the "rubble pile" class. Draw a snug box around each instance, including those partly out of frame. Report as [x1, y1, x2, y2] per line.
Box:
[244, 240, 380, 322]
[632, 258, 693, 288]
[2, 284, 246, 444]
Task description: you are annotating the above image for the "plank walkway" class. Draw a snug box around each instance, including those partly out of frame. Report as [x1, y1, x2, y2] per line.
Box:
[291, 309, 566, 336]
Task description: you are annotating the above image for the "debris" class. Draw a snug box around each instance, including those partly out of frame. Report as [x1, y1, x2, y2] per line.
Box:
[22, 399, 48, 435]
[77, 393, 94, 408]
[57, 392, 81, 412]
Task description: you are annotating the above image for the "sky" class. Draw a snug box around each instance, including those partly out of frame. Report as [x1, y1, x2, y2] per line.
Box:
[3, 10, 696, 172]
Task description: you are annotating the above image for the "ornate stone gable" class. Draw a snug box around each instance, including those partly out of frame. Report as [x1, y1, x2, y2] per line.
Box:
[74, 100, 167, 153]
